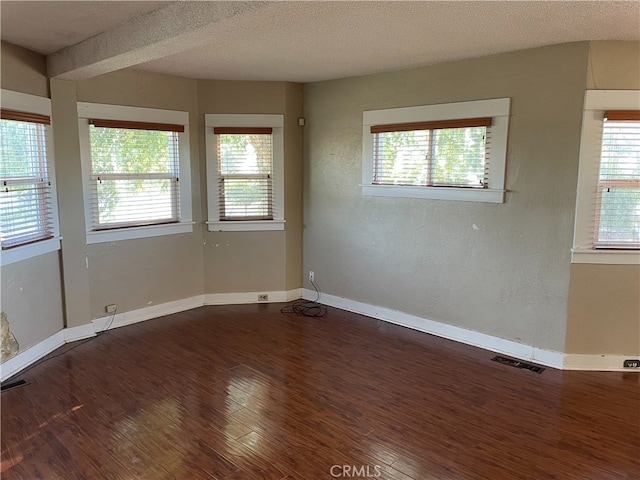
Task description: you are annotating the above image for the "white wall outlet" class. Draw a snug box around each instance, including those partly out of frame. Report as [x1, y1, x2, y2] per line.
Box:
[258, 294, 269, 301]
[309, 271, 314, 282]
[105, 304, 117, 314]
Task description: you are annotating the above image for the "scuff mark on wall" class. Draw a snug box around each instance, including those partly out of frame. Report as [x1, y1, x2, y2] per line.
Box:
[1, 312, 19, 363]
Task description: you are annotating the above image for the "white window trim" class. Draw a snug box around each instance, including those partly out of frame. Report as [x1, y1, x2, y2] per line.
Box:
[77, 102, 193, 243]
[1, 89, 61, 266]
[204, 114, 285, 232]
[572, 90, 640, 265]
[361, 98, 510, 203]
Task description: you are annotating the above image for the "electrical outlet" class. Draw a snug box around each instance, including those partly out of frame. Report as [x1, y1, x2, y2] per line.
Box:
[105, 304, 117, 314]
[309, 271, 315, 282]
[623, 359, 640, 368]
[258, 294, 269, 302]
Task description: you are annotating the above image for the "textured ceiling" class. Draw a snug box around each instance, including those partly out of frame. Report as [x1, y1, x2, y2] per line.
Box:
[136, 1, 640, 82]
[0, 1, 169, 55]
[1, 1, 639, 83]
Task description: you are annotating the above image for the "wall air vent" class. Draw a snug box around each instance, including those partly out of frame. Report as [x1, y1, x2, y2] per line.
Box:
[491, 356, 545, 374]
[1, 379, 28, 392]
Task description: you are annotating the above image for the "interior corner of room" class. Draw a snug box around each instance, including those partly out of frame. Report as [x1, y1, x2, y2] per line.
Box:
[1, 32, 639, 381]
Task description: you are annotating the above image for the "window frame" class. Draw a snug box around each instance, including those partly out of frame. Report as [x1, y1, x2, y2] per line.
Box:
[572, 90, 640, 265]
[0, 89, 61, 267]
[361, 98, 510, 203]
[205, 114, 285, 232]
[77, 102, 193, 244]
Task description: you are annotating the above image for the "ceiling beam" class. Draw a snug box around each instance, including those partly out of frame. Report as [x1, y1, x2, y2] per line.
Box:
[47, 1, 270, 80]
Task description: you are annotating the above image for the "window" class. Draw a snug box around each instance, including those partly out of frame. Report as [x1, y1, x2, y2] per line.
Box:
[0, 90, 60, 266]
[372, 118, 491, 188]
[596, 111, 640, 248]
[215, 128, 273, 220]
[362, 98, 510, 203]
[78, 103, 192, 243]
[573, 91, 640, 264]
[205, 114, 284, 231]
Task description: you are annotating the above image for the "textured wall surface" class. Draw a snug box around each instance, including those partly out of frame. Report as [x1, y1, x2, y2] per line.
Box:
[303, 43, 590, 352]
[0, 253, 64, 356]
[50, 78, 92, 327]
[1, 41, 48, 96]
[75, 70, 204, 319]
[197, 80, 303, 294]
[3, 38, 636, 359]
[565, 41, 640, 356]
[284, 83, 304, 290]
[0, 43, 64, 355]
[566, 264, 640, 355]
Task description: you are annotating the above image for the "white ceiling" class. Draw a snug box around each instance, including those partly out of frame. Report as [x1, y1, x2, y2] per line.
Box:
[1, 1, 639, 83]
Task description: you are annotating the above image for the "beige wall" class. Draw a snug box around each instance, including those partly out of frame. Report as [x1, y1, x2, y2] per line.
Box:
[565, 41, 640, 356]
[303, 42, 590, 352]
[2, 58, 304, 344]
[1, 42, 65, 355]
[566, 265, 640, 355]
[284, 83, 304, 290]
[586, 41, 640, 90]
[54, 73, 303, 319]
[75, 70, 205, 319]
[1, 253, 64, 352]
[3, 37, 636, 362]
[1, 41, 48, 97]
[50, 79, 92, 328]
[197, 80, 303, 294]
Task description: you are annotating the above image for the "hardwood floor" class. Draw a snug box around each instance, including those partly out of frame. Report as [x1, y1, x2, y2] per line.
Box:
[1, 303, 639, 479]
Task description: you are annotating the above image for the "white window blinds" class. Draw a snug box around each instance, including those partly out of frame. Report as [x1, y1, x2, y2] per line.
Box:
[88, 120, 182, 230]
[595, 110, 640, 248]
[0, 110, 54, 249]
[215, 127, 274, 221]
[371, 118, 492, 188]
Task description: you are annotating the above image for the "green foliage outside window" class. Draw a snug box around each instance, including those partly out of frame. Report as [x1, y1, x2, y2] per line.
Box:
[218, 134, 273, 219]
[89, 126, 179, 226]
[374, 126, 487, 187]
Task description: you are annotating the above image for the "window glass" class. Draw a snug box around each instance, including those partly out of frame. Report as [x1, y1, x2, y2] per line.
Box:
[88, 126, 180, 229]
[0, 119, 53, 248]
[216, 133, 273, 220]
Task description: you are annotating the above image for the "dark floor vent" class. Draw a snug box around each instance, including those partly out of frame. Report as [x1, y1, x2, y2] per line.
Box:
[1, 379, 28, 392]
[491, 356, 545, 374]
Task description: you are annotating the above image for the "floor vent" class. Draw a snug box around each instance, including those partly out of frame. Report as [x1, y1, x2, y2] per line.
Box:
[1, 379, 28, 392]
[491, 356, 545, 374]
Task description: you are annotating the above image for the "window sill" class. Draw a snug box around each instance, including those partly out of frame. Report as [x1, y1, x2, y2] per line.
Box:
[1, 236, 62, 266]
[86, 222, 194, 244]
[571, 248, 640, 265]
[206, 220, 285, 232]
[361, 184, 505, 203]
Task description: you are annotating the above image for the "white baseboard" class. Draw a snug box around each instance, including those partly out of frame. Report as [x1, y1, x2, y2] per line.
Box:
[204, 288, 302, 305]
[1, 290, 303, 381]
[1, 330, 65, 382]
[5, 288, 633, 379]
[302, 289, 640, 372]
[302, 288, 566, 369]
[93, 295, 205, 332]
[64, 323, 96, 342]
[286, 288, 303, 301]
[563, 354, 638, 371]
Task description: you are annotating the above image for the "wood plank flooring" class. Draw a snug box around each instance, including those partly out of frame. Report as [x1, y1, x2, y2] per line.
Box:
[1, 303, 639, 479]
